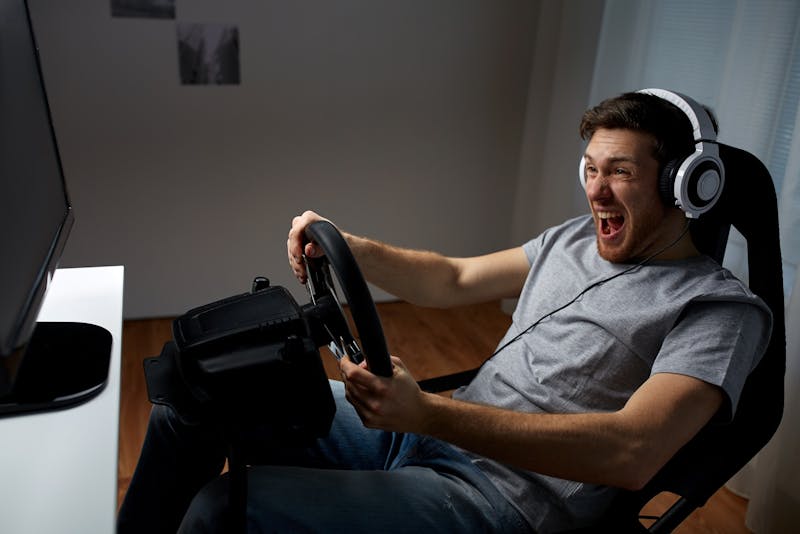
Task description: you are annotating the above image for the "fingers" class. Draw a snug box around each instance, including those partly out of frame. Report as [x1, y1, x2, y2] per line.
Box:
[286, 210, 329, 283]
[340, 357, 388, 402]
[340, 356, 383, 427]
[339, 356, 377, 428]
[343, 386, 375, 427]
[340, 355, 424, 433]
[339, 355, 375, 387]
[389, 355, 406, 374]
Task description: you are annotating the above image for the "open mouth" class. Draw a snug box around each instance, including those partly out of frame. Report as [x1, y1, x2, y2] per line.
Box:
[597, 211, 625, 236]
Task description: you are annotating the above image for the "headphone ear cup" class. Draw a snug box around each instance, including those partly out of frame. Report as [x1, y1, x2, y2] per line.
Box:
[659, 159, 679, 207]
[578, 158, 587, 190]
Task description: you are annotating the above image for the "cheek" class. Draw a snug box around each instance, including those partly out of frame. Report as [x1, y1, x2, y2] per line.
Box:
[623, 192, 665, 235]
[625, 182, 663, 214]
[631, 202, 668, 242]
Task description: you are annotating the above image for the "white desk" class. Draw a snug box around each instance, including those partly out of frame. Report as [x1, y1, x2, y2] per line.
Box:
[0, 266, 124, 534]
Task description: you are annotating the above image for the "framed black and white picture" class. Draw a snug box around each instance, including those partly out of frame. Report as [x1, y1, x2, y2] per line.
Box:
[111, 0, 175, 19]
[177, 23, 241, 85]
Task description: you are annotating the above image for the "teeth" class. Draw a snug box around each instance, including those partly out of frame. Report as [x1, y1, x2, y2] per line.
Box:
[596, 211, 622, 219]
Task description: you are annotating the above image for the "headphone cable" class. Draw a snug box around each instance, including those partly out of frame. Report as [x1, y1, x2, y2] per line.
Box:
[488, 220, 692, 359]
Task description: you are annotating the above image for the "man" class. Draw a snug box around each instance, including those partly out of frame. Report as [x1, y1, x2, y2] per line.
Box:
[118, 91, 771, 532]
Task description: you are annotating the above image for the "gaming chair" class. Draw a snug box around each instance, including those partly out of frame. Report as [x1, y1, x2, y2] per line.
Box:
[422, 142, 786, 532]
[597, 142, 786, 532]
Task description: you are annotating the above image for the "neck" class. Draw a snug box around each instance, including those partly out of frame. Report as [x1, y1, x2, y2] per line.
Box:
[649, 219, 698, 261]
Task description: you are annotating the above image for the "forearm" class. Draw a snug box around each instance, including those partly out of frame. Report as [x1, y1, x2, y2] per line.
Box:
[418, 393, 648, 489]
[342, 358, 648, 488]
[343, 233, 464, 308]
[344, 233, 529, 308]
[343, 358, 722, 491]
[414, 372, 723, 490]
[288, 211, 528, 308]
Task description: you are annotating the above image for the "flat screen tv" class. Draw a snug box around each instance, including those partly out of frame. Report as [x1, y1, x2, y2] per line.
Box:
[0, 0, 111, 414]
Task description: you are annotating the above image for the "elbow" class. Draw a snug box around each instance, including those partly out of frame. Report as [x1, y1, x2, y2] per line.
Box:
[412, 264, 468, 308]
[610, 464, 656, 492]
[609, 442, 665, 491]
[616, 469, 655, 492]
[407, 289, 460, 309]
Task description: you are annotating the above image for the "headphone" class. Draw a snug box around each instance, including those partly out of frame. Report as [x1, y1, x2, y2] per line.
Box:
[579, 88, 725, 219]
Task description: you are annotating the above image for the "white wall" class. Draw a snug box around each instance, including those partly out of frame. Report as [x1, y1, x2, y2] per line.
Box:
[511, 0, 605, 246]
[27, 0, 603, 318]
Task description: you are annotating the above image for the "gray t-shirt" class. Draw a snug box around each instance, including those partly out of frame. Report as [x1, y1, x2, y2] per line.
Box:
[452, 215, 772, 532]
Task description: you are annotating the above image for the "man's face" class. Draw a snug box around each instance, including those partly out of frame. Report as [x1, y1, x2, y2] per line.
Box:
[583, 128, 683, 263]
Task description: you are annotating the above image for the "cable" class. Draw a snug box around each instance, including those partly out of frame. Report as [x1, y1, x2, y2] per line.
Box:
[488, 221, 692, 359]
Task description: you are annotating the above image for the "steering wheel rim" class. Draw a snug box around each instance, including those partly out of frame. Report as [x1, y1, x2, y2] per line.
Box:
[305, 221, 393, 377]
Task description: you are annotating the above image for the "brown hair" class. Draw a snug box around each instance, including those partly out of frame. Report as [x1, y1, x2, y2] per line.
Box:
[579, 91, 708, 169]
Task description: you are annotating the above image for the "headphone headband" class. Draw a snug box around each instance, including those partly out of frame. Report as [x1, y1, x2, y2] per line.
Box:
[636, 88, 714, 144]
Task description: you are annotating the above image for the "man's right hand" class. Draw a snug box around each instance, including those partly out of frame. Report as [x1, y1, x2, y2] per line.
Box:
[287, 210, 333, 284]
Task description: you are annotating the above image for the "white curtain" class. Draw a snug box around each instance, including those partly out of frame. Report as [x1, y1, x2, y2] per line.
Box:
[746, 272, 800, 531]
[589, 1, 800, 531]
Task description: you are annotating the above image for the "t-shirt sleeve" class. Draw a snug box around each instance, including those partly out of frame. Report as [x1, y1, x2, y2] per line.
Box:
[650, 298, 772, 422]
[522, 237, 539, 265]
[521, 221, 562, 264]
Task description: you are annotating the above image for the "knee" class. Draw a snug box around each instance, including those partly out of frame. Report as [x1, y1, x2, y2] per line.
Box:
[149, 403, 210, 436]
[148, 403, 187, 435]
[149, 403, 174, 425]
[177, 476, 231, 534]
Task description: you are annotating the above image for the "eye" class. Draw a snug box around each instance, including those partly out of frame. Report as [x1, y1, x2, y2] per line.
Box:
[585, 165, 598, 178]
[614, 167, 630, 176]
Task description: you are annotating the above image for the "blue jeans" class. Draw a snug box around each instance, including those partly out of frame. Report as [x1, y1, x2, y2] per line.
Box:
[118, 380, 530, 533]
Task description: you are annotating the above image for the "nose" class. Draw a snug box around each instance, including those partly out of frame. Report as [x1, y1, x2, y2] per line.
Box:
[585, 173, 611, 201]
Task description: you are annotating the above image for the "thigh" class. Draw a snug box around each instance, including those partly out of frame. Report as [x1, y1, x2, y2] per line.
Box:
[179, 465, 512, 534]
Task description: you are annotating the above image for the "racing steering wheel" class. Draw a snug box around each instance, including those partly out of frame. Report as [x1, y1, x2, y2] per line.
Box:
[142, 219, 391, 534]
[143, 219, 393, 430]
[304, 220, 392, 377]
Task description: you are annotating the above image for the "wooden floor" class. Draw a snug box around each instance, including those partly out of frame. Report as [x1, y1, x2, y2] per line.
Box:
[118, 300, 751, 532]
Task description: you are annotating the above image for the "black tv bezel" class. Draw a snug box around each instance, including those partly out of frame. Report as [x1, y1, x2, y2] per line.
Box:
[0, 0, 75, 386]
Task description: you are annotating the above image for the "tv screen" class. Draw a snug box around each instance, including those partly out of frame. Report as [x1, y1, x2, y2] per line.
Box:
[0, 0, 74, 394]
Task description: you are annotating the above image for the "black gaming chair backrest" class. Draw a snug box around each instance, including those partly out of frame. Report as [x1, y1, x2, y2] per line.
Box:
[607, 144, 787, 530]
